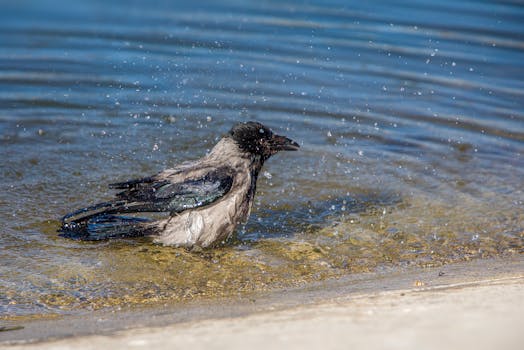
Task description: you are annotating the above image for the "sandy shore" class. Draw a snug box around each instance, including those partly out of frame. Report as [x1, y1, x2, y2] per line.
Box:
[2, 257, 523, 350]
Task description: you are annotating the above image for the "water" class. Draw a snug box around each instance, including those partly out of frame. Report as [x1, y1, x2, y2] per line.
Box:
[1, 0, 523, 320]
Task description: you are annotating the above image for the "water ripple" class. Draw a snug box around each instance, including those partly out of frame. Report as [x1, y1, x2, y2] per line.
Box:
[1, 0, 523, 319]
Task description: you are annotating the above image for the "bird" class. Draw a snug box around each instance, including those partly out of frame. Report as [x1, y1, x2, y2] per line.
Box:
[59, 121, 299, 248]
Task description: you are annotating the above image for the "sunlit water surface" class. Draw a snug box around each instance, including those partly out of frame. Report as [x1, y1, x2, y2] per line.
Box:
[1, 0, 523, 320]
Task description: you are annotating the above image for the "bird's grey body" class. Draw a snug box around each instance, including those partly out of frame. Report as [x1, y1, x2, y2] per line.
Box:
[60, 122, 298, 248]
[149, 137, 258, 247]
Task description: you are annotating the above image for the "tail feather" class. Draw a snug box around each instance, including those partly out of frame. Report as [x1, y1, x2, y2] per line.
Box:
[60, 199, 161, 241]
[59, 214, 155, 241]
[61, 200, 162, 225]
[61, 201, 122, 224]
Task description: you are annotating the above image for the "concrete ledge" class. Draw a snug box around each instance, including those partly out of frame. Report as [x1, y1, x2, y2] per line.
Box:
[2, 257, 523, 350]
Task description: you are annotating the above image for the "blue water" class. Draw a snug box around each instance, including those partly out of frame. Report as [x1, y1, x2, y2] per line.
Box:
[1, 0, 523, 320]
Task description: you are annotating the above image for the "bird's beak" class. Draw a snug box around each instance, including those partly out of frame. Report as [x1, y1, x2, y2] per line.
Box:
[270, 134, 300, 151]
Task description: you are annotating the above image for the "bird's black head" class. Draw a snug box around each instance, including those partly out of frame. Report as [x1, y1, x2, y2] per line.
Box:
[229, 121, 299, 159]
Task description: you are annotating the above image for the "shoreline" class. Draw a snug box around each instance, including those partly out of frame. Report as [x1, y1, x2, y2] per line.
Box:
[2, 256, 523, 348]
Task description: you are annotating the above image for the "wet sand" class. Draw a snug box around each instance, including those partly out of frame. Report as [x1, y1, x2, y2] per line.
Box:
[1, 256, 522, 349]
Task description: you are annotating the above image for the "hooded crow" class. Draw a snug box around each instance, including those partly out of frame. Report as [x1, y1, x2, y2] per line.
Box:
[60, 121, 299, 248]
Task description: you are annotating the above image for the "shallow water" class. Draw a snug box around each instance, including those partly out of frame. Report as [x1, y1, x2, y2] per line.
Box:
[1, 0, 523, 320]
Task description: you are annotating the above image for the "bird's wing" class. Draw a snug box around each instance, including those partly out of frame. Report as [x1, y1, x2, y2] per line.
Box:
[61, 166, 234, 224]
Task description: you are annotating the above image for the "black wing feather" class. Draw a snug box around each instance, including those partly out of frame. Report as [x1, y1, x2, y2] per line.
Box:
[108, 176, 156, 189]
[61, 166, 234, 225]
